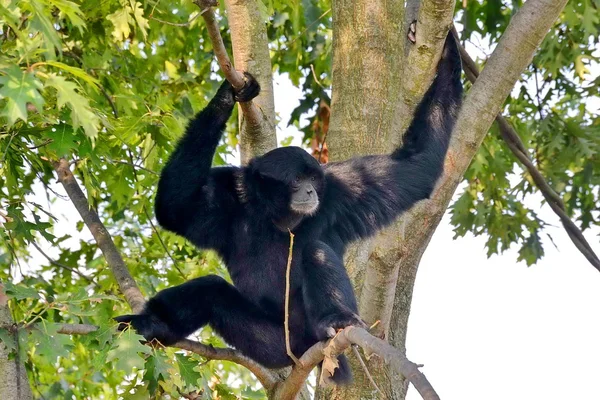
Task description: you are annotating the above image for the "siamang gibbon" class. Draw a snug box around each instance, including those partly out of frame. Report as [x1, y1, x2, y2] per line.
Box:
[116, 32, 462, 383]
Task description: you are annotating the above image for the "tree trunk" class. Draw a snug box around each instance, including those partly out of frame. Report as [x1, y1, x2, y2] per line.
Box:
[0, 286, 33, 400]
[223, 0, 277, 163]
[320, 0, 568, 398]
[320, 0, 455, 398]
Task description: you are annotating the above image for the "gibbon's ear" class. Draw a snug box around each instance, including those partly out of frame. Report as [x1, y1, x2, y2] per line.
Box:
[248, 158, 281, 182]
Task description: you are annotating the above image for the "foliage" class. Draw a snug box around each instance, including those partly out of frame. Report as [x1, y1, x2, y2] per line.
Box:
[0, 0, 597, 397]
[451, 0, 600, 264]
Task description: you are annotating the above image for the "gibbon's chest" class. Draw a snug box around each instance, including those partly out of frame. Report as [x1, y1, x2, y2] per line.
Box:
[226, 220, 305, 308]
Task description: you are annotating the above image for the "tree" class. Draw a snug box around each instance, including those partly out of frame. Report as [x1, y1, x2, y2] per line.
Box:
[0, 0, 598, 399]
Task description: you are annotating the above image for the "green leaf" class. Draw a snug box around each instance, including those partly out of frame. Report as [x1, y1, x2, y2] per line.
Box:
[46, 124, 77, 156]
[28, 0, 62, 55]
[0, 328, 16, 352]
[144, 351, 172, 394]
[46, 0, 86, 33]
[45, 61, 99, 88]
[46, 74, 100, 139]
[31, 323, 72, 360]
[176, 353, 202, 388]
[0, 65, 45, 125]
[164, 61, 181, 80]
[3, 282, 41, 300]
[517, 231, 545, 266]
[107, 329, 150, 371]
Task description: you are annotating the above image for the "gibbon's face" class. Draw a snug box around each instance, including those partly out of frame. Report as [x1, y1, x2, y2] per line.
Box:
[252, 146, 325, 216]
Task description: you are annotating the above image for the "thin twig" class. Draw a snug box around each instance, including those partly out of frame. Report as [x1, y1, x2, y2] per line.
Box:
[310, 64, 326, 89]
[30, 241, 101, 289]
[27, 139, 53, 150]
[144, 206, 187, 280]
[351, 345, 382, 395]
[451, 26, 600, 273]
[284, 229, 300, 365]
[149, 13, 201, 27]
[113, 160, 158, 175]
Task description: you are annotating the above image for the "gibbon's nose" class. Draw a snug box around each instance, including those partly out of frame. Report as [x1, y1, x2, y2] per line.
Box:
[306, 186, 314, 195]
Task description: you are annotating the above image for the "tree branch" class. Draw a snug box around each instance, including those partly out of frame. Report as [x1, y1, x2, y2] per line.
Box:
[193, 0, 276, 163]
[53, 158, 146, 313]
[272, 326, 439, 400]
[452, 27, 600, 272]
[52, 158, 279, 390]
[389, 0, 570, 382]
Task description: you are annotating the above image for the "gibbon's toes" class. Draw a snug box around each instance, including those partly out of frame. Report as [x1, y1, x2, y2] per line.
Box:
[316, 313, 368, 340]
[234, 72, 261, 103]
[408, 20, 417, 44]
[114, 314, 135, 331]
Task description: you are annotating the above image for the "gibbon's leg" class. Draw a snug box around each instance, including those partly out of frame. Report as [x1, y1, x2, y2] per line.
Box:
[302, 241, 364, 340]
[116, 275, 295, 367]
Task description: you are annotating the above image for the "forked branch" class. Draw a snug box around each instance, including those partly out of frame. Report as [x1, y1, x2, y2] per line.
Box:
[272, 326, 439, 400]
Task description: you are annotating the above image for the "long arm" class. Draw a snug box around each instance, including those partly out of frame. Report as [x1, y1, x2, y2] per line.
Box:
[320, 33, 463, 246]
[154, 76, 260, 251]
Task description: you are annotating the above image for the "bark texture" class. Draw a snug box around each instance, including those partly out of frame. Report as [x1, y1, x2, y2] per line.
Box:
[388, 0, 569, 398]
[0, 286, 32, 400]
[323, 0, 456, 398]
[223, 0, 277, 163]
[323, 0, 568, 398]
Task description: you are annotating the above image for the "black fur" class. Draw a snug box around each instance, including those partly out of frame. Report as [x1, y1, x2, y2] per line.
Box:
[116, 34, 462, 383]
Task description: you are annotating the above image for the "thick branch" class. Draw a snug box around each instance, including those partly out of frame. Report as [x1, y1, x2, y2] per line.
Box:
[390, 0, 570, 372]
[452, 27, 600, 272]
[272, 326, 439, 400]
[222, 0, 277, 163]
[360, 0, 457, 341]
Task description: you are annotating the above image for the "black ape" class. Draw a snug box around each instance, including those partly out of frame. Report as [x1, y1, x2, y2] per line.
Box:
[116, 34, 462, 383]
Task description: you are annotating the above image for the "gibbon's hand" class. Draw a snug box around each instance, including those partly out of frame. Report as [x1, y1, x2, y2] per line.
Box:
[233, 72, 260, 103]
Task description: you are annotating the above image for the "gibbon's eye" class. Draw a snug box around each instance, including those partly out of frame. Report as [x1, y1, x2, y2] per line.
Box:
[294, 176, 300, 184]
[311, 176, 316, 182]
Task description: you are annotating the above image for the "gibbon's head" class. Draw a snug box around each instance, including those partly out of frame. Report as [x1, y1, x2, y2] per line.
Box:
[248, 146, 325, 228]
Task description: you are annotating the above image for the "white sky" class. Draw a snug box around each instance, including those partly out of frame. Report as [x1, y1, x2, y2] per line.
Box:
[273, 73, 600, 399]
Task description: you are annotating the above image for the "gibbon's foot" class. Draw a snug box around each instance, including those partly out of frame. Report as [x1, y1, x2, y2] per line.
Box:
[315, 312, 367, 340]
[234, 72, 261, 103]
[408, 20, 417, 44]
[114, 313, 182, 346]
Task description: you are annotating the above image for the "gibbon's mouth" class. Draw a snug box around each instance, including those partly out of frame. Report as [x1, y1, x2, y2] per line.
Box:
[291, 199, 320, 216]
